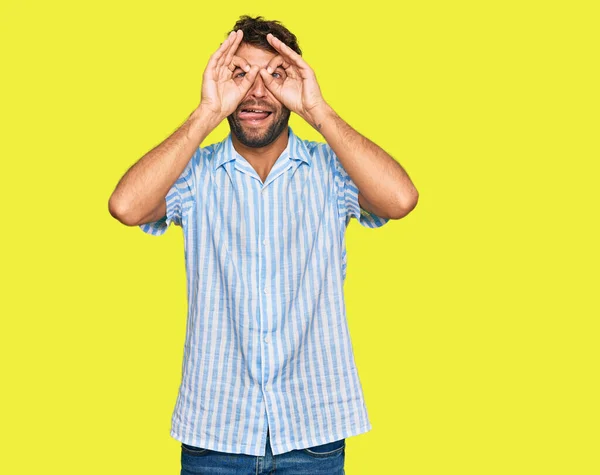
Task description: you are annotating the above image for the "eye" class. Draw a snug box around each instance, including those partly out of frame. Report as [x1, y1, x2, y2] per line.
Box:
[272, 72, 282, 79]
[234, 71, 245, 78]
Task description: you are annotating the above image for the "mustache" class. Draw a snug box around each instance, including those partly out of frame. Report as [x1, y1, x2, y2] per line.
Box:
[238, 101, 275, 111]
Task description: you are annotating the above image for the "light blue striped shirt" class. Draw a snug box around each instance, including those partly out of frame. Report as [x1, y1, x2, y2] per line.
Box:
[140, 126, 389, 456]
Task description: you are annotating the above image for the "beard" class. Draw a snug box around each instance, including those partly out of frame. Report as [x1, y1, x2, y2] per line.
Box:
[227, 105, 291, 148]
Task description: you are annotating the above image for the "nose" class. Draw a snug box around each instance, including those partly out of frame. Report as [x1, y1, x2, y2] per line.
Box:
[247, 73, 267, 98]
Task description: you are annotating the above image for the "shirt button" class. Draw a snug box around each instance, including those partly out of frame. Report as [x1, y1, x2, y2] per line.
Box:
[264, 336, 270, 343]
[263, 239, 267, 245]
[264, 288, 268, 294]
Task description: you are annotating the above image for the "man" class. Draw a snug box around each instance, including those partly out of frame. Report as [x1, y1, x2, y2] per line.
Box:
[109, 15, 418, 474]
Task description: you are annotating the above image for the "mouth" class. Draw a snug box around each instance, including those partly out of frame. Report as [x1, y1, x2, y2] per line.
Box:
[238, 108, 273, 124]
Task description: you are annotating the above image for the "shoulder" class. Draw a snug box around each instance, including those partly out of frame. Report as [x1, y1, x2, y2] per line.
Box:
[298, 137, 329, 155]
[193, 139, 225, 170]
[293, 134, 336, 169]
[198, 142, 218, 160]
[291, 135, 350, 184]
[309, 141, 346, 177]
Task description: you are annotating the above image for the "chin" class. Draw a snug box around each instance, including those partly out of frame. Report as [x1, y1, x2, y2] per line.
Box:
[227, 111, 290, 149]
[237, 133, 279, 149]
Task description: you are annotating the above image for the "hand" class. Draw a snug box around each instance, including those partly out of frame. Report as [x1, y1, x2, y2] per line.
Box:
[199, 30, 261, 122]
[259, 33, 327, 125]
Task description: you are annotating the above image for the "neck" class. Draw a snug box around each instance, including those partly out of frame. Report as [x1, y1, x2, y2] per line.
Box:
[231, 127, 290, 179]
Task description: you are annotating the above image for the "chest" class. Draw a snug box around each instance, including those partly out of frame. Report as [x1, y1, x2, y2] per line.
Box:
[192, 161, 340, 261]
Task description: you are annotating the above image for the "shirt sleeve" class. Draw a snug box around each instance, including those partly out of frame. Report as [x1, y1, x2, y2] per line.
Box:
[139, 148, 200, 236]
[330, 146, 390, 229]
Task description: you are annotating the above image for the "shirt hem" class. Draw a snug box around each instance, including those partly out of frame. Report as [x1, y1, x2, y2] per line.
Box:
[171, 421, 373, 457]
[270, 421, 372, 456]
[171, 428, 263, 456]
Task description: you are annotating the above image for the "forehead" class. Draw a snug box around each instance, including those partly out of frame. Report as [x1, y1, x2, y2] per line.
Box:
[235, 43, 277, 67]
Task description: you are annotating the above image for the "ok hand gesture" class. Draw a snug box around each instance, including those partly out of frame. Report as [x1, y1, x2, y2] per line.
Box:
[199, 30, 260, 121]
[258, 33, 327, 127]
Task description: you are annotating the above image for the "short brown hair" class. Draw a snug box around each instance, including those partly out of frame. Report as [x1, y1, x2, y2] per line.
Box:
[228, 15, 302, 56]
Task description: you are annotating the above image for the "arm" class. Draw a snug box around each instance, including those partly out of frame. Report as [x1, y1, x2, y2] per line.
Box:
[309, 103, 419, 220]
[259, 33, 419, 220]
[108, 106, 219, 226]
[108, 29, 260, 226]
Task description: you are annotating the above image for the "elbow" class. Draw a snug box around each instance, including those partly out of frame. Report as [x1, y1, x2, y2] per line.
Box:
[391, 189, 419, 219]
[108, 195, 138, 226]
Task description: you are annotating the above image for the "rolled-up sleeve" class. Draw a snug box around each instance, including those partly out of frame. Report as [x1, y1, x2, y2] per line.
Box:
[139, 148, 200, 236]
[330, 146, 390, 229]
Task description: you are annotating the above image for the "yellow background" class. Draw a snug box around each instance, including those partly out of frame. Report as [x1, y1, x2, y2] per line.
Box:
[1, 0, 598, 473]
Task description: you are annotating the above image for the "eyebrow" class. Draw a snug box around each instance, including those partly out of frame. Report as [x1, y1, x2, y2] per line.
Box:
[233, 65, 285, 73]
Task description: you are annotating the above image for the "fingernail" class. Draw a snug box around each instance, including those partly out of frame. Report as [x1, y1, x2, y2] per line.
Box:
[267, 67, 272, 74]
[244, 65, 250, 71]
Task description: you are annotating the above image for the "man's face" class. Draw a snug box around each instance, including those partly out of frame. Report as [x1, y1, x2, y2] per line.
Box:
[227, 43, 290, 148]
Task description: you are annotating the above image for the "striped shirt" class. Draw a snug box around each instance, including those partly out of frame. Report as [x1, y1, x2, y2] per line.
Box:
[139, 126, 389, 456]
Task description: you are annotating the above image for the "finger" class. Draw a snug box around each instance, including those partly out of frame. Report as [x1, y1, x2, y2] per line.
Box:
[259, 68, 282, 97]
[259, 67, 275, 88]
[239, 65, 260, 91]
[266, 34, 312, 74]
[216, 30, 240, 70]
[205, 30, 236, 73]
[264, 54, 290, 75]
[218, 30, 243, 70]
[228, 55, 251, 74]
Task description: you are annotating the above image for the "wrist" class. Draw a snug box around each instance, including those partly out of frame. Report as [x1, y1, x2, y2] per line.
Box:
[192, 104, 223, 130]
[304, 101, 334, 132]
[183, 106, 221, 142]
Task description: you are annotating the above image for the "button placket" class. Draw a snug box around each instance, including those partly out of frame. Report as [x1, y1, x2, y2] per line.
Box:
[260, 184, 271, 397]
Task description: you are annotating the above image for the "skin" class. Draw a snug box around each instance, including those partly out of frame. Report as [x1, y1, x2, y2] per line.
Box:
[199, 30, 328, 182]
[202, 32, 418, 219]
[260, 33, 419, 218]
[200, 29, 418, 218]
[198, 30, 292, 181]
[226, 43, 292, 174]
[110, 29, 417, 229]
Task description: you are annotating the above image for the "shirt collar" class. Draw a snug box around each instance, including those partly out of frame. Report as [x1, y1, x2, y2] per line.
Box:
[213, 126, 312, 170]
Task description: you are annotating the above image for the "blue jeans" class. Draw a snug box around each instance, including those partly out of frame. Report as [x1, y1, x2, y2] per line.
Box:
[180, 431, 345, 474]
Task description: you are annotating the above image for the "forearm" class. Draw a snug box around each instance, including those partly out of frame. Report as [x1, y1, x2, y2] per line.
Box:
[109, 105, 220, 225]
[308, 103, 419, 217]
